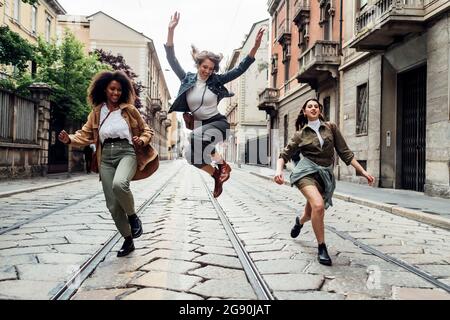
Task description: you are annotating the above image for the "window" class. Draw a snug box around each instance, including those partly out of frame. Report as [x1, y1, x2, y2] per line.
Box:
[356, 83, 368, 135]
[13, 0, 20, 21]
[31, 6, 37, 34]
[45, 15, 52, 42]
[284, 114, 289, 146]
[323, 4, 332, 41]
[323, 96, 331, 121]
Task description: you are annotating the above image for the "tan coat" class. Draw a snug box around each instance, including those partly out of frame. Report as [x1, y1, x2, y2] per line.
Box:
[68, 103, 158, 180]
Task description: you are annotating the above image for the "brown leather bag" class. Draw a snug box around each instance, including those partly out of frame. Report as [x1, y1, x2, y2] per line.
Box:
[183, 112, 194, 130]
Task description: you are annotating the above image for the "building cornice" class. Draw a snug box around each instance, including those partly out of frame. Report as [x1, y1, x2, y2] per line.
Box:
[45, 0, 66, 15]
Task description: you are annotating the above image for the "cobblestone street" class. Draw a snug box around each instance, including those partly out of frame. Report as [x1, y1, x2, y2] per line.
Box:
[0, 160, 449, 300]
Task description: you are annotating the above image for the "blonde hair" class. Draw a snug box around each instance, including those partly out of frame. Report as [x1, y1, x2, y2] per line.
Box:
[191, 45, 223, 73]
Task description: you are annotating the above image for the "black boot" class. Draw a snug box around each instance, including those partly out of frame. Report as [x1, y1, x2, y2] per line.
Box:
[290, 216, 303, 238]
[128, 214, 143, 239]
[117, 236, 135, 257]
[318, 243, 332, 266]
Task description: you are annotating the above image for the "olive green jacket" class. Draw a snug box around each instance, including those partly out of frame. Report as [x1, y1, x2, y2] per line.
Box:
[279, 121, 354, 167]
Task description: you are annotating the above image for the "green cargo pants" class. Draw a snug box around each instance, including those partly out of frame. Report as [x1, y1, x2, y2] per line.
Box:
[100, 139, 137, 237]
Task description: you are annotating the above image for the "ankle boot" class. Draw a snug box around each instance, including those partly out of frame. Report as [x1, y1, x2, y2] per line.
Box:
[218, 161, 232, 183]
[318, 243, 332, 266]
[212, 168, 223, 198]
[290, 216, 303, 238]
[117, 236, 135, 257]
[128, 214, 143, 239]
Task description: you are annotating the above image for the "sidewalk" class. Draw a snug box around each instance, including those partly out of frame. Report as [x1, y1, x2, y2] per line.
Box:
[235, 163, 450, 230]
[0, 172, 93, 198]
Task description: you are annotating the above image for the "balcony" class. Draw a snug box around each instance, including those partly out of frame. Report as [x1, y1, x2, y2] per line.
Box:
[268, 0, 282, 15]
[277, 23, 291, 45]
[257, 88, 279, 117]
[150, 98, 162, 114]
[293, 0, 310, 26]
[296, 40, 340, 90]
[350, 0, 425, 51]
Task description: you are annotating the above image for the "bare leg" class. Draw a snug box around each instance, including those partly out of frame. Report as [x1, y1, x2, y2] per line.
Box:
[299, 202, 312, 225]
[299, 186, 325, 244]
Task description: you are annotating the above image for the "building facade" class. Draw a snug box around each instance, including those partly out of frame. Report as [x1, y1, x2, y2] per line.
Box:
[222, 19, 270, 166]
[342, 0, 450, 198]
[261, 0, 450, 199]
[259, 0, 342, 168]
[0, 0, 65, 43]
[57, 12, 174, 160]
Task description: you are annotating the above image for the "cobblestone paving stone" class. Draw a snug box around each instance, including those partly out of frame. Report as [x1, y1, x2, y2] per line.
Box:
[71, 164, 256, 300]
[0, 162, 179, 299]
[1, 161, 450, 300]
[214, 169, 450, 300]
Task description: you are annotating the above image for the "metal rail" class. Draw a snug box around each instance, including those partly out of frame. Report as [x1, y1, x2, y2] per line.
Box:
[51, 166, 184, 300]
[232, 172, 450, 294]
[199, 172, 275, 300]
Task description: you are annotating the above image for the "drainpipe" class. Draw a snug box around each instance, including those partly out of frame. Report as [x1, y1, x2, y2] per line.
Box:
[339, 0, 343, 56]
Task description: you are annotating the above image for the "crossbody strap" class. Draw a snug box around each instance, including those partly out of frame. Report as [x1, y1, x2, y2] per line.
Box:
[99, 110, 113, 130]
[191, 85, 208, 115]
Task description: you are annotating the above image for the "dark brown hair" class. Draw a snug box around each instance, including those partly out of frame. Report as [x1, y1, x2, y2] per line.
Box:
[88, 71, 135, 107]
[191, 45, 223, 73]
[295, 98, 326, 131]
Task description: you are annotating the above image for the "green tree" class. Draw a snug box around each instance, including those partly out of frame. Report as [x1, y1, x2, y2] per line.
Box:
[34, 31, 109, 123]
[0, 26, 35, 73]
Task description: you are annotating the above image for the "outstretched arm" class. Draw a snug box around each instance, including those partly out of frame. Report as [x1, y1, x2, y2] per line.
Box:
[219, 28, 265, 84]
[165, 12, 186, 80]
[166, 11, 179, 46]
[350, 158, 375, 186]
[249, 28, 265, 58]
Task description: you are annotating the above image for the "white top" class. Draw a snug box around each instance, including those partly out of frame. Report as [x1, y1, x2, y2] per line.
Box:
[99, 104, 132, 144]
[186, 77, 219, 121]
[308, 119, 324, 148]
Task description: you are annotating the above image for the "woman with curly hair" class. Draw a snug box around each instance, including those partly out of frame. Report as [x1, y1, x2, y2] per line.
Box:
[165, 11, 264, 198]
[58, 70, 157, 257]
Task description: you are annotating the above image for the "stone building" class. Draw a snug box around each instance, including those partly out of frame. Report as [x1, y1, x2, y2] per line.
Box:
[259, 0, 342, 168]
[0, 1, 66, 178]
[342, 0, 450, 198]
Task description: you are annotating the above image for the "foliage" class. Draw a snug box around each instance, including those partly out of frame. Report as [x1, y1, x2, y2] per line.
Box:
[34, 31, 110, 122]
[0, 26, 35, 72]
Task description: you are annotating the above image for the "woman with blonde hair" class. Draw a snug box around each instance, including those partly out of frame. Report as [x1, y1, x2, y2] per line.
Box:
[165, 11, 264, 198]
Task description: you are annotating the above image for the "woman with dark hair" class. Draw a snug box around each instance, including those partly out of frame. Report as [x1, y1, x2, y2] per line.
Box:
[58, 70, 157, 257]
[274, 98, 375, 266]
[165, 11, 264, 197]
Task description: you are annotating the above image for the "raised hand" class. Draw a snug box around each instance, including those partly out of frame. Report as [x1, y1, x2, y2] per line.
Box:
[254, 28, 265, 50]
[249, 28, 265, 58]
[58, 130, 70, 144]
[169, 11, 180, 30]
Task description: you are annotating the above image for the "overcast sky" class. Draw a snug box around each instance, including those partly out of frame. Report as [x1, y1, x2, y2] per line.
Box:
[58, 0, 270, 100]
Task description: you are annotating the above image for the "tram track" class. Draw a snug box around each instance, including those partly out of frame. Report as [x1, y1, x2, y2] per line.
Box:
[229, 170, 450, 294]
[51, 165, 184, 300]
[0, 162, 172, 236]
[198, 172, 275, 300]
